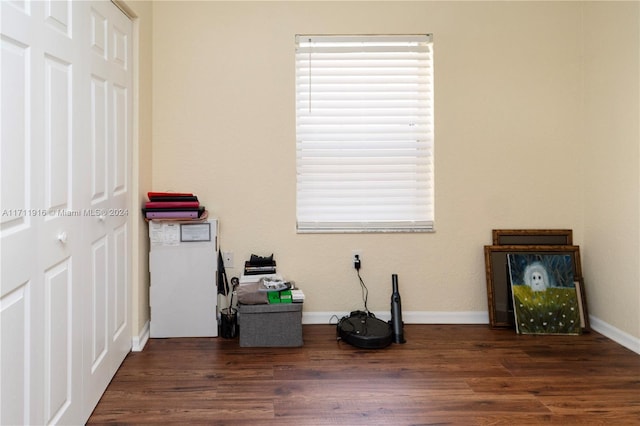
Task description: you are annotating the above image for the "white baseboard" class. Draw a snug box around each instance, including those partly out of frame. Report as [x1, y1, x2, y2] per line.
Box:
[589, 315, 640, 355]
[131, 312, 639, 356]
[131, 320, 150, 352]
[302, 310, 489, 325]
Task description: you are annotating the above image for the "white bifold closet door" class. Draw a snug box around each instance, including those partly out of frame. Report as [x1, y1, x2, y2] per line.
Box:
[0, 1, 133, 424]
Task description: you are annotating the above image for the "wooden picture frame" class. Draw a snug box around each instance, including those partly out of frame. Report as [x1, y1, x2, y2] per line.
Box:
[574, 277, 590, 330]
[492, 229, 573, 246]
[484, 245, 589, 330]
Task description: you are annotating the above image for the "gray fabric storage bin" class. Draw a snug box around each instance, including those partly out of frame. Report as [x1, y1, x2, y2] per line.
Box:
[238, 303, 303, 347]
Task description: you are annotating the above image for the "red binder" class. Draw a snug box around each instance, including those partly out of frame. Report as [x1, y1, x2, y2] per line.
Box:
[145, 201, 200, 209]
[147, 191, 194, 199]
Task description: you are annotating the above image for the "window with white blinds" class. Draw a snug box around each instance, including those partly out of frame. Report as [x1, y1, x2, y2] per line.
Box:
[295, 35, 434, 233]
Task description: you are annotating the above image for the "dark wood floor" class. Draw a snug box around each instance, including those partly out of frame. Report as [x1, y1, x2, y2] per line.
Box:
[88, 324, 640, 425]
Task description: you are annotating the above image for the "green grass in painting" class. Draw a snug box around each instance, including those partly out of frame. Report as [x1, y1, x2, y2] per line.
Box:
[512, 285, 581, 335]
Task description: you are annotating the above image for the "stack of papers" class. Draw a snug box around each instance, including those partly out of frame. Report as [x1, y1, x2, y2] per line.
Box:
[239, 273, 280, 285]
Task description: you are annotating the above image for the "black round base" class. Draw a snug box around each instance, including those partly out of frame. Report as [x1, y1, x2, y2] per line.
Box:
[337, 311, 393, 349]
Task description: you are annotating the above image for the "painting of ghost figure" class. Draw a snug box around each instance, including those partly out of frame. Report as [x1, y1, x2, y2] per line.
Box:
[507, 253, 581, 335]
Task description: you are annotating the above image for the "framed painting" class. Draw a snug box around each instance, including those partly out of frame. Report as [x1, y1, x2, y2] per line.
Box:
[507, 253, 581, 335]
[492, 229, 573, 246]
[484, 245, 588, 330]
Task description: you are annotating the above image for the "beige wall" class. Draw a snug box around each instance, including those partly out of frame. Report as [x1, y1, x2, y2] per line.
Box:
[144, 1, 639, 347]
[582, 2, 640, 344]
[124, 0, 153, 342]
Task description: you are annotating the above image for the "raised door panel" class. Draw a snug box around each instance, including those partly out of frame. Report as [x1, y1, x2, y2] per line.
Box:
[90, 75, 108, 204]
[0, 33, 38, 300]
[112, 83, 128, 196]
[44, 0, 71, 38]
[0, 36, 30, 234]
[43, 260, 73, 425]
[43, 54, 71, 211]
[89, 236, 109, 374]
[0, 284, 31, 425]
[112, 223, 129, 344]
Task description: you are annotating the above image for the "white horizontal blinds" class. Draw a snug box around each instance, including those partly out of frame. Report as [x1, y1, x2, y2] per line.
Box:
[295, 35, 434, 232]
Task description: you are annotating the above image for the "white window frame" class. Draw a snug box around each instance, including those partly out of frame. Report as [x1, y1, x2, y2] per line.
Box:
[295, 34, 434, 233]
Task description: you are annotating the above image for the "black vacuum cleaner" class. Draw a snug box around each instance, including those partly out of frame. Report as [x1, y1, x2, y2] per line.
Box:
[337, 274, 406, 349]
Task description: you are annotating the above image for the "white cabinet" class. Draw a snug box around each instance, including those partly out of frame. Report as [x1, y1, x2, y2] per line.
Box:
[149, 220, 218, 337]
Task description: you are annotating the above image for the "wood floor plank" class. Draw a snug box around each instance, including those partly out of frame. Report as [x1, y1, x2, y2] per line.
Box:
[467, 376, 640, 396]
[88, 324, 640, 425]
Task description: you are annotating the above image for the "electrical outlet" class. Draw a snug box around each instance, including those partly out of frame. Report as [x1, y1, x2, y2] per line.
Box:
[222, 251, 234, 268]
[352, 250, 362, 269]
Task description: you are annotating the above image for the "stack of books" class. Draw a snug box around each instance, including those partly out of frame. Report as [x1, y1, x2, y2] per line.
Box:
[244, 254, 276, 275]
[142, 191, 206, 220]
